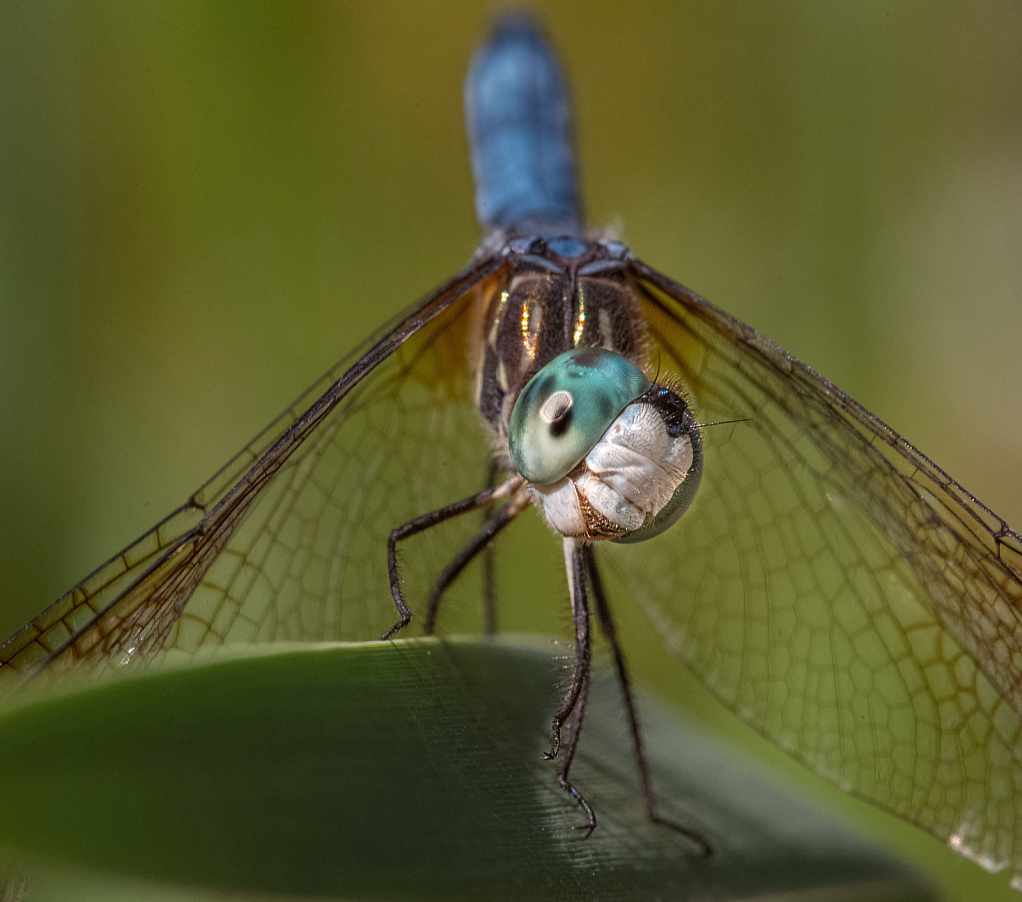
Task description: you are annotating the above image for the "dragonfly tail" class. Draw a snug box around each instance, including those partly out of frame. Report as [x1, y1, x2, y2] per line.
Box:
[465, 13, 583, 238]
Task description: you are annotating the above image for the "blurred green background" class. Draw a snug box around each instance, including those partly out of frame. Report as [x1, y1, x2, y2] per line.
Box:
[0, 1, 1020, 900]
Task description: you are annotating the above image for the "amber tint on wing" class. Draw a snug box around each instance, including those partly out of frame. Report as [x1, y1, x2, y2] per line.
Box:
[0, 256, 509, 682]
[1, 247, 1021, 881]
[610, 260, 1022, 876]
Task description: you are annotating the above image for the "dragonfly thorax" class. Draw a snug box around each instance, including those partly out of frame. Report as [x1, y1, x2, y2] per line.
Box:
[473, 237, 702, 543]
[473, 236, 649, 441]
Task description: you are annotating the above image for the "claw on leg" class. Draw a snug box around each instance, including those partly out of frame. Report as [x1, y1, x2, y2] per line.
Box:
[545, 539, 596, 835]
[583, 544, 713, 857]
[545, 539, 592, 759]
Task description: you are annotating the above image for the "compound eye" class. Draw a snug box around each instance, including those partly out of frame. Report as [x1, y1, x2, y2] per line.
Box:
[508, 348, 650, 485]
[614, 426, 703, 544]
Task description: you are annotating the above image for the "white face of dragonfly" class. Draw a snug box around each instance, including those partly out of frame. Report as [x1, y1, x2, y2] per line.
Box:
[508, 348, 702, 543]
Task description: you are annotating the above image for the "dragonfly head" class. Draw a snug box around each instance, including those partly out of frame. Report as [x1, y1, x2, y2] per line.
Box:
[508, 348, 702, 542]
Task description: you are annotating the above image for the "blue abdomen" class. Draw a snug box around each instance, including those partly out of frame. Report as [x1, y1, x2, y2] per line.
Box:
[465, 15, 582, 237]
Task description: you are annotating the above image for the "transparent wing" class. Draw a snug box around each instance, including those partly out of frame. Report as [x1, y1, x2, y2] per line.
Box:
[599, 258, 1022, 877]
[0, 253, 510, 688]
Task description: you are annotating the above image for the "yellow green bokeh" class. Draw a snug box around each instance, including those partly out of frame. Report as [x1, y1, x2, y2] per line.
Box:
[0, 3, 1020, 900]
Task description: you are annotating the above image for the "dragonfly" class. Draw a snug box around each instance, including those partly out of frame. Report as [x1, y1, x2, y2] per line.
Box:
[3, 9, 1022, 881]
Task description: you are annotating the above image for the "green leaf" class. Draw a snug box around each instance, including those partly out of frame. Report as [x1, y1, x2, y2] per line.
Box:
[0, 639, 933, 901]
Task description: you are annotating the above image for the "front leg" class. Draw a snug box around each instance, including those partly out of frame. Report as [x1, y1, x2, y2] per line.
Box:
[554, 657, 595, 837]
[544, 538, 596, 833]
[382, 475, 523, 640]
[423, 490, 530, 635]
[584, 544, 713, 857]
[544, 538, 592, 761]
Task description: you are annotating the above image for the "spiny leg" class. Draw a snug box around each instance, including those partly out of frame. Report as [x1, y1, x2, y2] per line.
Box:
[383, 475, 523, 640]
[482, 535, 497, 634]
[555, 655, 596, 837]
[423, 490, 530, 635]
[545, 539, 592, 762]
[583, 545, 713, 857]
[482, 459, 501, 634]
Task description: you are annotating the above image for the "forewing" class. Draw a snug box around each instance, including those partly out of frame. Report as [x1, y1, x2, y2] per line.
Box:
[600, 258, 1022, 876]
[0, 253, 509, 687]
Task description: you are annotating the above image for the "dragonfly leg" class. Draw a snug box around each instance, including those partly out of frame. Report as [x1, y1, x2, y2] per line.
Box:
[482, 459, 501, 634]
[555, 657, 596, 837]
[383, 475, 523, 640]
[545, 539, 592, 761]
[423, 490, 530, 635]
[583, 545, 713, 857]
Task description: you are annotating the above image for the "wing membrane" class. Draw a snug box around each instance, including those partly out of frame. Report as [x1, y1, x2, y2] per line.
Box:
[0, 253, 509, 686]
[601, 258, 1022, 874]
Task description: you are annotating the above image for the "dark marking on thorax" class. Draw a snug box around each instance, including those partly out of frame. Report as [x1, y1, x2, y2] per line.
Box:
[474, 239, 648, 444]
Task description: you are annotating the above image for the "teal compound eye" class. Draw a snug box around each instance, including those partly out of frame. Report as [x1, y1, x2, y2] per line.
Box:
[508, 348, 650, 485]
